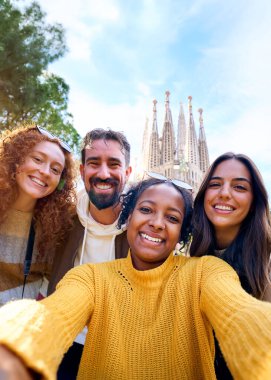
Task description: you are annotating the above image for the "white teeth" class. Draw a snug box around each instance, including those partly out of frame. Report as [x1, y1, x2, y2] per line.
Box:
[31, 177, 46, 187]
[141, 233, 162, 243]
[214, 205, 233, 211]
[96, 184, 112, 190]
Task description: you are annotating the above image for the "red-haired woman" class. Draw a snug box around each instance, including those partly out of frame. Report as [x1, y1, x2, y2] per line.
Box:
[0, 126, 76, 304]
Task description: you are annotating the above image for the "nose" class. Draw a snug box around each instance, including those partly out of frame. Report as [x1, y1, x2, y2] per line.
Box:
[96, 163, 111, 180]
[149, 213, 165, 230]
[218, 183, 231, 199]
[38, 163, 50, 176]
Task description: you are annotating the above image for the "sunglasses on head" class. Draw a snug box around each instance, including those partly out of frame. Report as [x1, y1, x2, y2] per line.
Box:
[146, 171, 193, 191]
[36, 125, 72, 153]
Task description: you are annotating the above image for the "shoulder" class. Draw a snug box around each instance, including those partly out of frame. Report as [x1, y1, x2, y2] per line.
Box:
[59, 258, 126, 285]
[200, 255, 238, 274]
[195, 256, 240, 291]
[178, 255, 239, 282]
[115, 231, 129, 258]
[77, 187, 89, 203]
[54, 214, 84, 253]
[57, 262, 97, 289]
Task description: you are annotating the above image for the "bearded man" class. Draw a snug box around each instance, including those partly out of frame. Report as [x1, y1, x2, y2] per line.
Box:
[48, 128, 132, 380]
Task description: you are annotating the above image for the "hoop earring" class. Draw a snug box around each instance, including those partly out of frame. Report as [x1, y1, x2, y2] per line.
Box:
[12, 164, 19, 180]
[57, 178, 66, 191]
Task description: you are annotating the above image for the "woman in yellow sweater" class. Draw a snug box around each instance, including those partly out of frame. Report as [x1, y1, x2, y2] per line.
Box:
[0, 177, 271, 379]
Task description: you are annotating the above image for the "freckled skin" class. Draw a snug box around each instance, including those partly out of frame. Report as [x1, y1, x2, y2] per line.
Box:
[14, 141, 65, 211]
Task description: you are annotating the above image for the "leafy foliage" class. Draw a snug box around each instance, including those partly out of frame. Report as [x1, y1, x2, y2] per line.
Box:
[0, 0, 81, 152]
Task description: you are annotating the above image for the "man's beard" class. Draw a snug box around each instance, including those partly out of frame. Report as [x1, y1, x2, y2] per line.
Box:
[87, 177, 121, 210]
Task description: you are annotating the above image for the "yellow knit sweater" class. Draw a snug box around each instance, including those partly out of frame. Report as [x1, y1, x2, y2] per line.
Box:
[0, 253, 271, 380]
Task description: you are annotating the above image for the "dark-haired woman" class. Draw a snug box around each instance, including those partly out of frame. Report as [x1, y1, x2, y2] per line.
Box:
[190, 152, 271, 378]
[0, 178, 271, 379]
[0, 126, 76, 304]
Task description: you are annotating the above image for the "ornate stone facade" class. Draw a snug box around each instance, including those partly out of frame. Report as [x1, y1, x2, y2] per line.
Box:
[142, 91, 209, 193]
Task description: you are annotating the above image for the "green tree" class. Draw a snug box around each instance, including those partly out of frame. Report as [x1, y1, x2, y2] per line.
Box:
[0, 0, 81, 151]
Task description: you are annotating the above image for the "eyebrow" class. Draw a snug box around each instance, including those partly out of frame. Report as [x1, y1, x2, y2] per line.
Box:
[210, 176, 251, 184]
[85, 156, 122, 164]
[138, 200, 184, 215]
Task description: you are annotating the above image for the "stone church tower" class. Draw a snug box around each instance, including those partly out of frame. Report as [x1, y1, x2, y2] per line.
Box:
[142, 91, 210, 192]
[198, 107, 210, 174]
[148, 100, 160, 170]
[160, 91, 175, 178]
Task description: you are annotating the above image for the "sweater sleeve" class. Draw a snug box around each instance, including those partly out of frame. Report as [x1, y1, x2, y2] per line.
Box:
[200, 256, 271, 380]
[0, 264, 96, 380]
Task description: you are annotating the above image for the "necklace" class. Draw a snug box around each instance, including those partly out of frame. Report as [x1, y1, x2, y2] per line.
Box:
[214, 248, 226, 256]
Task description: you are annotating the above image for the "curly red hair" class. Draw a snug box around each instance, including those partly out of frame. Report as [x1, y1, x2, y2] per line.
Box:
[0, 126, 77, 259]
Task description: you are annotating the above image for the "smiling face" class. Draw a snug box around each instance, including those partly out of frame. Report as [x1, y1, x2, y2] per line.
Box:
[80, 139, 131, 210]
[204, 158, 253, 247]
[127, 183, 185, 271]
[15, 141, 65, 210]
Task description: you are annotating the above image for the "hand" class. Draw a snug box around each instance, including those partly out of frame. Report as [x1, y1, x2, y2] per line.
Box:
[0, 345, 34, 380]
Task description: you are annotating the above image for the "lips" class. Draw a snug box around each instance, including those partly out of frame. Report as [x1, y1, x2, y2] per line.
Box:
[140, 232, 164, 244]
[29, 176, 47, 187]
[214, 203, 235, 211]
[91, 177, 119, 190]
[95, 183, 112, 190]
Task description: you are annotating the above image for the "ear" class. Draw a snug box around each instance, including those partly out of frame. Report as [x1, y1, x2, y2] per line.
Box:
[125, 166, 132, 182]
[126, 214, 131, 226]
[79, 164, 84, 180]
[57, 178, 66, 191]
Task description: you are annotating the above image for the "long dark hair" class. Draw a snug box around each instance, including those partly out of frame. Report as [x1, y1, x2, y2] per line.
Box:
[190, 152, 271, 299]
[118, 178, 193, 248]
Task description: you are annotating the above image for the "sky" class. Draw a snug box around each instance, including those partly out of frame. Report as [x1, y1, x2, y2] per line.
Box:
[22, 0, 271, 196]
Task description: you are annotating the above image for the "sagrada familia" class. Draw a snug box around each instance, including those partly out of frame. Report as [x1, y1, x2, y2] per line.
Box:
[141, 91, 210, 192]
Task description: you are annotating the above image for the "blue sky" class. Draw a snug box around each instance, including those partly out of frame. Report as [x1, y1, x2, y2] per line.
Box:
[23, 0, 271, 196]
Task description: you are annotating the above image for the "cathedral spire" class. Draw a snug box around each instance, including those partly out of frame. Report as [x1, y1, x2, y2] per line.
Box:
[176, 101, 187, 162]
[160, 91, 175, 177]
[140, 92, 210, 193]
[198, 108, 210, 173]
[164, 90, 173, 124]
[187, 96, 200, 166]
[148, 99, 160, 171]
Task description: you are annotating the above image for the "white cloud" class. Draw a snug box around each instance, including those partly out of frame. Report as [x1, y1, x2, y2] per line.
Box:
[207, 105, 271, 197]
[21, 0, 271, 196]
[37, 0, 120, 23]
[34, 0, 121, 62]
[198, 1, 271, 102]
[208, 107, 270, 159]
[136, 82, 152, 97]
[194, 1, 271, 195]
[69, 86, 151, 158]
[138, 0, 215, 44]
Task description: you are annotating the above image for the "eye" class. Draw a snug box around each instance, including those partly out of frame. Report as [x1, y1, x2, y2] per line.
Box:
[233, 184, 247, 191]
[167, 215, 180, 224]
[138, 206, 152, 214]
[51, 167, 62, 175]
[110, 162, 120, 167]
[87, 161, 99, 167]
[32, 156, 42, 163]
[208, 181, 221, 188]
